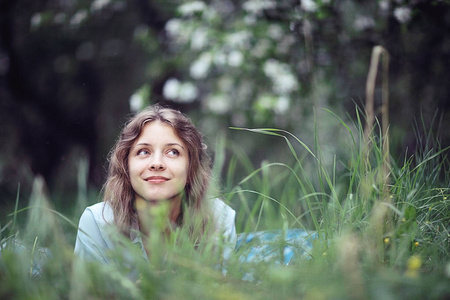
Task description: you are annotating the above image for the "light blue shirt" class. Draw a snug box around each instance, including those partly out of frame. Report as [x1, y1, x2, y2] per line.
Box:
[74, 198, 236, 263]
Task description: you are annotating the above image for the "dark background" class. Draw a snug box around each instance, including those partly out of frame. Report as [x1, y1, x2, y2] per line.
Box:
[1, 0, 449, 218]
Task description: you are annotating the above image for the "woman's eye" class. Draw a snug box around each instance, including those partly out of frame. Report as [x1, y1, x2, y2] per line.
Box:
[137, 149, 150, 156]
[167, 149, 180, 157]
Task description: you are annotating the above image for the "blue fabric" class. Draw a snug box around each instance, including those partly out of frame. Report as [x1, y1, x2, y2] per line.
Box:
[0, 239, 51, 278]
[235, 229, 317, 265]
[2, 229, 316, 278]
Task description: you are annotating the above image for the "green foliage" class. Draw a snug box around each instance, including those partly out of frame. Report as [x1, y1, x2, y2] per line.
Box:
[2, 108, 449, 299]
[3, 0, 450, 206]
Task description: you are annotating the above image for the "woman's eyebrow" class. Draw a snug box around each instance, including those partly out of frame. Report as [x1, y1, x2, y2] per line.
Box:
[166, 143, 185, 150]
[135, 142, 185, 149]
[135, 143, 151, 147]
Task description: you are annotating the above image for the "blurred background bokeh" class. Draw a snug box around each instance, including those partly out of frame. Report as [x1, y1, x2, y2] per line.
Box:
[1, 0, 449, 218]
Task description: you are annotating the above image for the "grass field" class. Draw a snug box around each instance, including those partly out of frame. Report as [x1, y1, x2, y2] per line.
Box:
[1, 110, 449, 299]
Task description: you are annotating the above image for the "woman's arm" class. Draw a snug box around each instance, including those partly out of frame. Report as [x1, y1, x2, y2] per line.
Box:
[210, 198, 237, 260]
[74, 205, 111, 263]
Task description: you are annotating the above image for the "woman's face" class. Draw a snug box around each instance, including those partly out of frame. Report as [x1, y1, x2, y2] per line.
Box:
[128, 121, 189, 205]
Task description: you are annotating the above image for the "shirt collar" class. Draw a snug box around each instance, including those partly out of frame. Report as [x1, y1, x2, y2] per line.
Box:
[130, 226, 148, 260]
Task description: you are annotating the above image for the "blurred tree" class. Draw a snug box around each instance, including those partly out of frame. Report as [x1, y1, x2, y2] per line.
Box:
[0, 0, 173, 206]
[0, 0, 449, 211]
[152, 0, 450, 162]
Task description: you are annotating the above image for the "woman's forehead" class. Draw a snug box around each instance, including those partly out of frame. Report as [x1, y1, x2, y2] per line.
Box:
[135, 121, 185, 145]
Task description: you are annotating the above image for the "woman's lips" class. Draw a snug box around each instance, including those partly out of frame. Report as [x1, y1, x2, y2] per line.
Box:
[145, 176, 169, 183]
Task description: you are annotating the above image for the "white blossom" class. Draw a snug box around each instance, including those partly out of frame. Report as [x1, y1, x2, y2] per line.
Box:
[268, 24, 284, 40]
[275, 74, 298, 94]
[225, 30, 251, 49]
[201, 6, 218, 21]
[243, 0, 276, 15]
[394, 6, 412, 24]
[129, 93, 144, 112]
[243, 14, 257, 25]
[274, 96, 290, 114]
[91, 0, 111, 12]
[214, 51, 228, 66]
[178, 1, 207, 16]
[263, 59, 299, 95]
[190, 52, 212, 79]
[165, 19, 183, 37]
[190, 28, 208, 50]
[256, 94, 290, 114]
[163, 78, 181, 100]
[206, 94, 232, 114]
[30, 13, 42, 28]
[263, 60, 277, 75]
[178, 82, 198, 103]
[257, 94, 275, 110]
[301, 0, 318, 13]
[165, 19, 191, 45]
[228, 50, 244, 67]
[378, 0, 390, 11]
[253, 39, 271, 58]
[165, 18, 191, 45]
[70, 10, 88, 26]
[354, 15, 375, 31]
[163, 79, 198, 103]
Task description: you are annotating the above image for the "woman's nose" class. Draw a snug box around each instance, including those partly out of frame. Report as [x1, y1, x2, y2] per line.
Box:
[148, 155, 165, 170]
[149, 163, 165, 170]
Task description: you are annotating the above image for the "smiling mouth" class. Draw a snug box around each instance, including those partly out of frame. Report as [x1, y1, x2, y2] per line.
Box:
[145, 176, 169, 183]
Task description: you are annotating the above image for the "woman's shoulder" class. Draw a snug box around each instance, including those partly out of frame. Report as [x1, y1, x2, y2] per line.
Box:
[82, 201, 114, 224]
[209, 197, 234, 210]
[208, 198, 236, 244]
[208, 198, 235, 220]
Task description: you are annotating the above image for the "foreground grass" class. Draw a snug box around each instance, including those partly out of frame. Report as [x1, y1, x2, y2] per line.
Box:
[1, 112, 449, 299]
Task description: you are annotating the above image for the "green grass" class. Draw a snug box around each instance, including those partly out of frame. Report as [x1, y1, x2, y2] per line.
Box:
[1, 110, 449, 299]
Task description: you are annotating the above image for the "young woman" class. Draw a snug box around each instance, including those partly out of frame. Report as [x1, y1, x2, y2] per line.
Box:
[74, 105, 236, 263]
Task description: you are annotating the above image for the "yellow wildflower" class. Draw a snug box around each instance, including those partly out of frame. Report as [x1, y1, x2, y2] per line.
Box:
[405, 255, 422, 278]
[408, 255, 422, 270]
[383, 237, 390, 244]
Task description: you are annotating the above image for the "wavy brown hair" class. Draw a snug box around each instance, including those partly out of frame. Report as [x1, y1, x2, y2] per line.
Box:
[102, 105, 212, 236]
